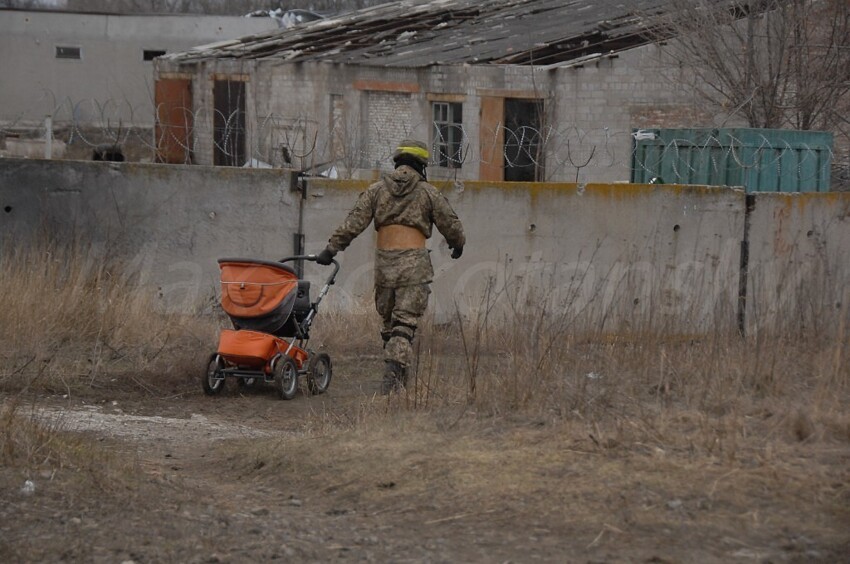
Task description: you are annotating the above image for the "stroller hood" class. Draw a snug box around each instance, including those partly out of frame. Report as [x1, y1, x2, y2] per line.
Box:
[218, 259, 298, 333]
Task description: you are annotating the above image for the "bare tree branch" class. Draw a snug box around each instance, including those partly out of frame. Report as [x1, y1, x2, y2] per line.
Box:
[645, 0, 850, 131]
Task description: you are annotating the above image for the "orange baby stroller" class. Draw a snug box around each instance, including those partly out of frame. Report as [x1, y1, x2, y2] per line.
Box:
[202, 255, 339, 400]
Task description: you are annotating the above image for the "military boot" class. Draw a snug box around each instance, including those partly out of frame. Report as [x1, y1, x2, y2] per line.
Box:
[381, 360, 403, 395]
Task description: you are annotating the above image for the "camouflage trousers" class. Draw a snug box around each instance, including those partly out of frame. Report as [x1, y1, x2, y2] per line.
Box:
[374, 248, 434, 367]
[375, 283, 431, 367]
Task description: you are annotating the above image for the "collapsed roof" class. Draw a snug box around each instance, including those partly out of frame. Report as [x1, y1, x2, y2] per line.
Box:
[163, 0, 679, 67]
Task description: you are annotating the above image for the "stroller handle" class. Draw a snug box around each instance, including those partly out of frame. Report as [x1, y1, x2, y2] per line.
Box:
[278, 255, 340, 285]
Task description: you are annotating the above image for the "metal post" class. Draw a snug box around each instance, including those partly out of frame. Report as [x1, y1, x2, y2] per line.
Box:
[737, 195, 756, 338]
[44, 116, 53, 159]
[291, 170, 306, 277]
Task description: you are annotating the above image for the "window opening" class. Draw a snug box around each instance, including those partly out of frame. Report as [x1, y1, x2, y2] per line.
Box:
[213, 80, 246, 167]
[504, 98, 544, 181]
[144, 50, 166, 61]
[432, 102, 463, 168]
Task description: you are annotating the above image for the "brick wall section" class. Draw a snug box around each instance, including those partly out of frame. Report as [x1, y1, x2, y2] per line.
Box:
[630, 106, 718, 130]
[364, 91, 412, 170]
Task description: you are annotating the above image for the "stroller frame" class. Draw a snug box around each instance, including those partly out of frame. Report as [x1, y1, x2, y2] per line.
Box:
[203, 254, 340, 400]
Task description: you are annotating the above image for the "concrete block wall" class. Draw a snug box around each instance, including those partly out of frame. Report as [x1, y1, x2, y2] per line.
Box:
[184, 62, 429, 173]
[160, 43, 846, 190]
[548, 45, 707, 184]
[164, 47, 711, 183]
[1, 10, 278, 128]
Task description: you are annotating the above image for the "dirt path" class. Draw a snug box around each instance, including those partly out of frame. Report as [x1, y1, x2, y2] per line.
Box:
[5, 366, 515, 563]
[4, 363, 849, 563]
[4, 369, 361, 561]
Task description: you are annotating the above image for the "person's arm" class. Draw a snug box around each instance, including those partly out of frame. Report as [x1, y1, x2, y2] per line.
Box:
[430, 188, 465, 256]
[328, 188, 376, 253]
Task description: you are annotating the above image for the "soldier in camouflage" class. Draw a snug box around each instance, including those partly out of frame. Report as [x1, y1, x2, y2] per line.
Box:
[316, 139, 465, 394]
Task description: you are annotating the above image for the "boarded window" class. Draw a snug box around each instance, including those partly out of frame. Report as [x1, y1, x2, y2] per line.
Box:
[478, 96, 504, 181]
[432, 102, 463, 168]
[213, 80, 246, 167]
[154, 78, 193, 164]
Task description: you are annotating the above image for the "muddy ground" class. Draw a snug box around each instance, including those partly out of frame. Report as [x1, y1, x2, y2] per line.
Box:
[1, 356, 849, 563]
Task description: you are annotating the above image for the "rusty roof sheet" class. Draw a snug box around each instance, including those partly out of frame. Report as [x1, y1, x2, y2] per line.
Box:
[163, 0, 681, 67]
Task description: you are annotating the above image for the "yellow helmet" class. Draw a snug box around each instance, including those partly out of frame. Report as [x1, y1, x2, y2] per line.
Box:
[392, 139, 429, 165]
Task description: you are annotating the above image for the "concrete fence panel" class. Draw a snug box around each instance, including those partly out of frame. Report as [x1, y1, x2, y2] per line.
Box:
[303, 179, 747, 335]
[0, 159, 300, 311]
[2, 158, 849, 336]
[745, 193, 850, 337]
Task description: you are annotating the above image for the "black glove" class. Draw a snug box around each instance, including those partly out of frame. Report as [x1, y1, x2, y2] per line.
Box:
[316, 247, 336, 265]
[450, 246, 463, 260]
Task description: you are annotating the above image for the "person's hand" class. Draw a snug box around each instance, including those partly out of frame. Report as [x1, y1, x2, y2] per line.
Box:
[450, 246, 463, 259]
[316, 247, 336, 265]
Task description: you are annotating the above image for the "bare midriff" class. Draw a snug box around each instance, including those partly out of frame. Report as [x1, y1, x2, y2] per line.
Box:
[377, 225, 426, 250]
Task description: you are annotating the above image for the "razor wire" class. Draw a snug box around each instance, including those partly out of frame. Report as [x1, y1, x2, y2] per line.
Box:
[1, 94, 846, 188]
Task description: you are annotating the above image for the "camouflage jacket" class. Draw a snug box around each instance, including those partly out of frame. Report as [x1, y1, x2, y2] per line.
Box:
[327, 165, 465, 254]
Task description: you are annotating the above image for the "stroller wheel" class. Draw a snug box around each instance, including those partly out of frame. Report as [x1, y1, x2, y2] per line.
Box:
[307, 353, 332, 395]
[202, 354, 226, 396]
[274, 357, 299, 400]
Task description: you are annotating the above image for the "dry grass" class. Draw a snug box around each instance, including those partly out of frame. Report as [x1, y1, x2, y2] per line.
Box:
[311, 296, 383, 354]
[1, 242, 848, 558]
[221, 274, 850, 556]
[222, 404, 849, 558]
[388, 288, 850, 431]
[2, 240, 848, 448]
[0, 240, 218, 396]
[0, 241, 214, 486]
